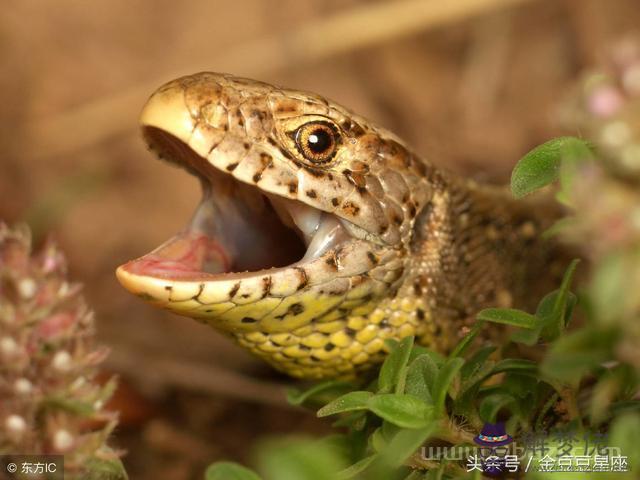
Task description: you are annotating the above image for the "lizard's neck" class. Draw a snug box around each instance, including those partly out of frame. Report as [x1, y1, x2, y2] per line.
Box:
[399, 173, 566, 350]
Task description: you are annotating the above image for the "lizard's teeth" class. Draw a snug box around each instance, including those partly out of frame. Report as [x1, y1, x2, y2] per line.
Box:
[267, 195, 322, 244]
[303, 214, 348, 260]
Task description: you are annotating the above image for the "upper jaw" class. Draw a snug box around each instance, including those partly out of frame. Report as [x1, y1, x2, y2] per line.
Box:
[116, 83, 360, 286]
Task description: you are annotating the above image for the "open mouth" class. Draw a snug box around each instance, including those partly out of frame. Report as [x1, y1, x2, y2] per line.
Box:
[119, 127, 353, 282]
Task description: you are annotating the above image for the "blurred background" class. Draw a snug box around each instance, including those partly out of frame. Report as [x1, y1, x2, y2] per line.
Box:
[1, 0, 639, 478]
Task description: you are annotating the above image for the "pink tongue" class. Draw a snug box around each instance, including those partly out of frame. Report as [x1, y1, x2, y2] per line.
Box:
[124, 231, 230, 279]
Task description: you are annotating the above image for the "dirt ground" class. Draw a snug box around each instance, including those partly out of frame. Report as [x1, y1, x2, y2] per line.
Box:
[1, 0, 639, 478]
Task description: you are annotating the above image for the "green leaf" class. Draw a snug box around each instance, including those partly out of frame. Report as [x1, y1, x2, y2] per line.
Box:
[491, 359, 537, 375]
[337, 455, 377, 479]
[540, 327, 616, 385]
[556, 138, 595, 206]
[510, 326, 542, 346]
[539, 259, 580, 340]
[256, 437, 347, 480]
[370, 426, 387, 452]
[609, 413, 640, 471]
[367, 394, 434, 428]
[405, 354, 438, 404]
[84, 457, 129, 480]
[331, 411, 367, 429]
[449, 321, 484, 358]
[205, 462, 261, 480]
[432, 357, 465, 416]
[381, 425, 437, 467]
[460, 346, 496, 380]
[378, 336, 414, 394]
[479, 393, 516, 423]
[510, 136, 591, 198]
[44, 396, 95, 416]
[317, 391, 373, 417]
[477, 308, 538, 329]
[287, 380, 353, 406]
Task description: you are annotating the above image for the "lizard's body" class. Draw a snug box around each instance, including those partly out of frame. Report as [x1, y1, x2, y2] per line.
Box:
[117, 73, 561, 379]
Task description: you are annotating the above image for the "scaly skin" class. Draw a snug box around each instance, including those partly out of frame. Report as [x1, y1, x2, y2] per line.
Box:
[117, 73, 562, 379]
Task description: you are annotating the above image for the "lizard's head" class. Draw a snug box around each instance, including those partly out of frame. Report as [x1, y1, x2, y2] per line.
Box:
[116, 73, 433, 378]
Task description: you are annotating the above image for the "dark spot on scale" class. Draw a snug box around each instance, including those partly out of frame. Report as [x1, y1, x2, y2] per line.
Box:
[379, 223, 389, 235]
[238, 116, 244, 127]
[226, 162, 239, 172]
[344, 327, 356, 337]
[191, 283, 205, 301]
[310, 355, 321, 362]
[416, 308, 425, 320]
[205, 309, 213, 313]
[325, 255, 337, 269]
[306, 189, 317, 199]
[276, 102, 297, 114]
[343, 169, 367, 192]
[367, 252, 378, 265]
[413, 281, 423, 296]
[327, 173, 333, 181]
[267, 137, 278, 146]
[253, 172, 262, 183]
[289, 303, 305, 315]
[294, 267, 308, 291]
[324, 343, 336, 351]
[393, 214, 403, 226]
[288, 182, 298, 194]
[261, 276, 272, 298]
[304, 166, 326, 178]
[164, 285, 173, 291]
[260, 152, 273, 165]
[409, 203, 417, 218]
[241, 293, 250, 299]
[252, 109, 265, 120]
[331, 197, 340, 207]
[299, 344, 311, 351]
[415, 160, 428, 177]
[243, 142, 250, 150]
[342, 201, 360, 216]
[402, 192, 410, 203]
[241, 317, 257, 323]
[352, 124, 366, 136]
[229, 282, 241, 298]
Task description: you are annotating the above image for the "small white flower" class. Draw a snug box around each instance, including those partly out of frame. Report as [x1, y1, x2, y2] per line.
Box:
[52, 351, 72, 372]
[14, 378, 32, 395]
[0, 337, 19, 357]
[5, 415, 26, 435]
[53, 429, 74, 452]
[17, 278, 37, 299]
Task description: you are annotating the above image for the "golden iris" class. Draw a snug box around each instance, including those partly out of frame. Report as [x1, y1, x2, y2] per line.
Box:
[293, 121, 339, 164]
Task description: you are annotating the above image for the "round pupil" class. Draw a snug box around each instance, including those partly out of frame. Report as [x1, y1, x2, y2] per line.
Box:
[307, 128, 332, 154]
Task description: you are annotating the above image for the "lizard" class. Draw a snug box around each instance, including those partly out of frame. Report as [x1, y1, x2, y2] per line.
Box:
[116, 72, 564, 379]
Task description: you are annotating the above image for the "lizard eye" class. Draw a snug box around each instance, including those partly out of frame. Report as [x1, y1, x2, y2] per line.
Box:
[293, 121, 340, 164]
